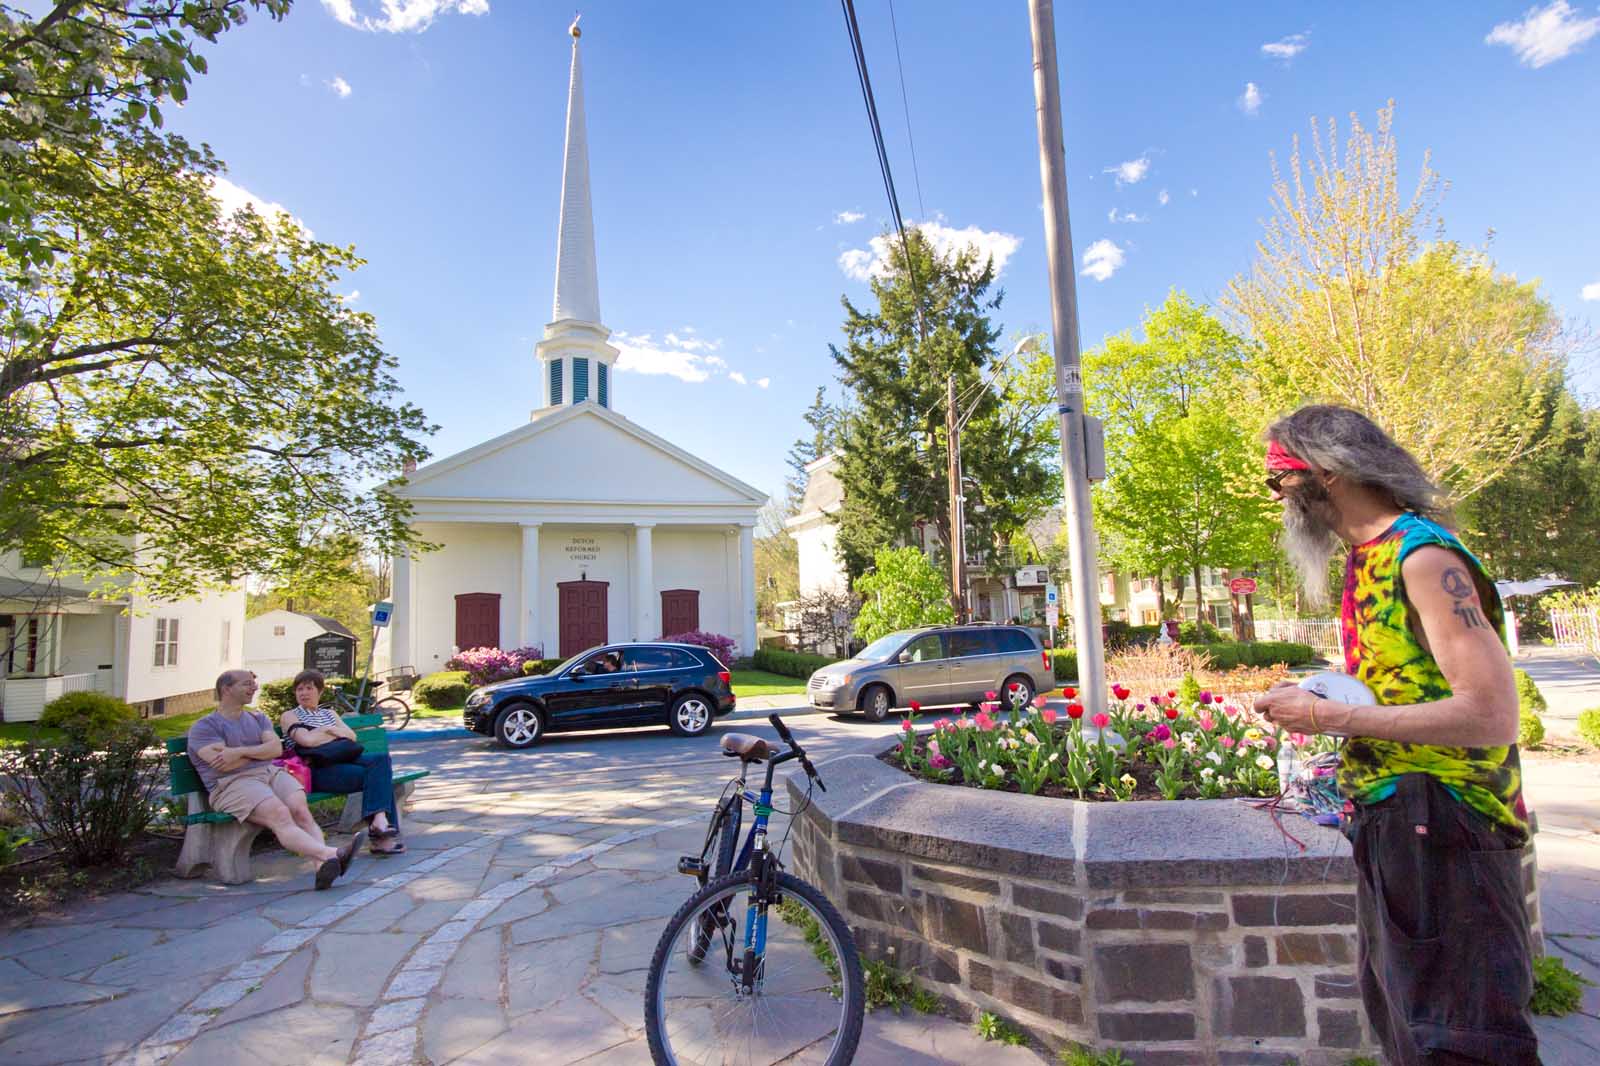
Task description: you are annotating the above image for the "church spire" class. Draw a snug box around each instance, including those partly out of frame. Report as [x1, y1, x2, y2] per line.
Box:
[552, 16, 601, 325]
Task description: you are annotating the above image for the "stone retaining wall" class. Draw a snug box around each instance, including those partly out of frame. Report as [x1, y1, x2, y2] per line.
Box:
[787, 747, 1541, 1066]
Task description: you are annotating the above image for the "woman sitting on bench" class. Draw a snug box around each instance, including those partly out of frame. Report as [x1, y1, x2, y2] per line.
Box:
[281, 670, 406, 855]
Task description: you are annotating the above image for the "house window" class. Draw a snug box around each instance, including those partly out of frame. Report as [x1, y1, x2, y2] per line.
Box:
[573, 357, 590, 402]
[273, 624, 286, 637]
[220, 620, 231, 664]
[153, 617, 179, 668]
[598, 362, 609, 407]
[1213, 605, 1233, 629]
[549, 359, 564, 405]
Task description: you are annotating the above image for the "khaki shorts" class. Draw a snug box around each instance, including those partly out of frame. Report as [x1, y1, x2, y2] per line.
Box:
[208, 763, 305, 822]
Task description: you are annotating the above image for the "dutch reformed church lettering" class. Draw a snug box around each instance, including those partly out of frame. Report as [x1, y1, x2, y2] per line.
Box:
[384, 22, 762, 669]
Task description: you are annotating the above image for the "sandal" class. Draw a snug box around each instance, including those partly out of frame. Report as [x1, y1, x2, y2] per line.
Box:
[370, 835, 406, 855]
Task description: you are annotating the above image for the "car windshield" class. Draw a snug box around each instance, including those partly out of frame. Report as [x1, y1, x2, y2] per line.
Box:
[855, 631, 915, 662]
[554, 646, 604, 675]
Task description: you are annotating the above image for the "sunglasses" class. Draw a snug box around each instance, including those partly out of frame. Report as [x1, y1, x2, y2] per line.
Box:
[1264, 469, 1298, 494]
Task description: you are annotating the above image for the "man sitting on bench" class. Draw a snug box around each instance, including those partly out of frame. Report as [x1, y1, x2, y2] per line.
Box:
[188, 670, 363, 890]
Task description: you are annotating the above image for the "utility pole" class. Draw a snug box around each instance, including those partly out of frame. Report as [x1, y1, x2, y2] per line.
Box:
[946, 372, 965, 621]
[1028, 0, 1106, 713]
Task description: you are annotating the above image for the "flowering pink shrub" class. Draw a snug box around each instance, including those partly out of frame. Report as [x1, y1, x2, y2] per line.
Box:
[445, 645, 545, 686]
[661, 631, 736, 666]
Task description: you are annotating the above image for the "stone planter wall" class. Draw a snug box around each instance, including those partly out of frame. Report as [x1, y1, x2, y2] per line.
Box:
[787, 746, 1541, 1066]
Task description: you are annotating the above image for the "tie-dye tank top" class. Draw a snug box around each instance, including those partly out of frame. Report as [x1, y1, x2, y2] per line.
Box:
[1337, 512, 1528, 841]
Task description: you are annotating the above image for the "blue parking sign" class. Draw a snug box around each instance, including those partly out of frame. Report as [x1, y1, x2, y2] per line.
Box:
[371, 601, 394, 628]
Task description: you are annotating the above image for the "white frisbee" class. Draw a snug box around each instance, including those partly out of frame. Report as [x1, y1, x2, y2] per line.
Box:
[1297, 671, 1377, 706]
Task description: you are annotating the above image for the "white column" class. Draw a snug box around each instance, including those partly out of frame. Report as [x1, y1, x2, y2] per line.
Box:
[391, 549, 413, 670]
[519, 523, 541, 652]
[633, 523, 654, 641]
[738, 522, 757, 659]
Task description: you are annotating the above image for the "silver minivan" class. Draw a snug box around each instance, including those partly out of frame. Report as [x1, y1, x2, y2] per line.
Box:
[806, 624, 1054, 722]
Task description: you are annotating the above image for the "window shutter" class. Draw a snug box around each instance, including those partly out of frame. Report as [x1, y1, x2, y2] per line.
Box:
[550, 359, 564, 405]
[573, 357, 590, 402]
[598, 362, 608, 407]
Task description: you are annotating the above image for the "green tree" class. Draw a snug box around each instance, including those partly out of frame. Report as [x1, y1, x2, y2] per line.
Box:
[249, 550, 389, 666]
[1224, 104, 1569, 499]
[2, 1, 290, 268]
[754, 501, 799, 627]
[853, 546, 955, 643]
[1458, 393, 1600, 586]
[831, 230, 1055, 584]
[1086, 292, 1277, 621]
[784, 386, 839, 514]
[2, 127, 433, 600]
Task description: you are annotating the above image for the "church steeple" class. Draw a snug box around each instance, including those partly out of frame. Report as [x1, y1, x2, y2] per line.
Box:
[537, 16, 619, 412]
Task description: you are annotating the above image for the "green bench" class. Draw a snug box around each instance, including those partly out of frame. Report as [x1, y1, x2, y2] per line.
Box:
[166, 713, 430, 884]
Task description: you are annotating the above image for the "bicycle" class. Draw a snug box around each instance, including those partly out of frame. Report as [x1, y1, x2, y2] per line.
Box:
[322, 683, 411, 731]
[644, 714, 865, 1066]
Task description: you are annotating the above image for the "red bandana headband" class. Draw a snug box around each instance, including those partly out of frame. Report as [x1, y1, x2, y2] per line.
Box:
[1266, 439, 1311, 471]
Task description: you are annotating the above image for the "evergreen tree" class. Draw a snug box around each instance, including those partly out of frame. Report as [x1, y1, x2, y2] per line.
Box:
[784, 387, 839, 514]
[829, 229, 1054, 583]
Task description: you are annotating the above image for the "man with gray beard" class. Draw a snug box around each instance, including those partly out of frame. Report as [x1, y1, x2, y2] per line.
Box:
[1253, 405, 1537, 1066]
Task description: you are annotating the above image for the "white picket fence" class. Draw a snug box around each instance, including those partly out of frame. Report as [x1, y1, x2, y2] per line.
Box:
[1254, 618, 1342, 657]
[1549, 609, 1600, 658]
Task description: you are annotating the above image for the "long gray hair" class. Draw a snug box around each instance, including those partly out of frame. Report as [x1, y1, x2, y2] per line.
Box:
[1265, 405, 1453, 525]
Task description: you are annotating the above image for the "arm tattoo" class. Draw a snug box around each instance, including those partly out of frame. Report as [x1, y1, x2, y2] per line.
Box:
[1440, 566, 1488, 630]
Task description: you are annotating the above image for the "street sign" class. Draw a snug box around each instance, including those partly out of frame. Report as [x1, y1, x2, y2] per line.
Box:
[1045, 584, 1059, 605]
[1229, 578, 1258, 596]
[304, 631, 356, 677]
[1045, 606, 1059, 627]
[371, 601, 394, 628]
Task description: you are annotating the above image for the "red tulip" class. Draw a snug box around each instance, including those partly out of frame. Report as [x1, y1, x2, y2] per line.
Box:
[1164, 706, 1179, 721]
[909, 700, 922, 712]
[1111, 685, 1130, 701]
[1066, 702, 1084, 720]
[1063, 687, 1077, 699]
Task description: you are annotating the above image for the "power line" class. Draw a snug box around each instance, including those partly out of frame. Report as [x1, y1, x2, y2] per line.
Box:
[886, 0, 926, 222]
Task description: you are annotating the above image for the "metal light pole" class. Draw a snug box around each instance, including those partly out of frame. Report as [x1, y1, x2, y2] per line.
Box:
[1028, 0, 1105, 712]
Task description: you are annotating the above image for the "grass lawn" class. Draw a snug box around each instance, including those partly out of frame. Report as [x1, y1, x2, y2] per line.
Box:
[0, 707, 213, 748]
[730, 670, 807, 697]
[409, 703, 464, 719]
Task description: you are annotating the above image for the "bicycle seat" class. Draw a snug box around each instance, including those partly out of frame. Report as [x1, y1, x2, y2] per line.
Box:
[720, 733, 772, 763]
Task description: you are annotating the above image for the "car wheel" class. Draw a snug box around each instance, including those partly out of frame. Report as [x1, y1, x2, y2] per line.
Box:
[495, 703, 545, 749]
[668, 693, 714, 737]
[860, 684, 893, 722]
[1003, 674, 1035, 713]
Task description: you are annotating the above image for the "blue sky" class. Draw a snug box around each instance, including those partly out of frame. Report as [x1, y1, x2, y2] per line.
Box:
[168, 1, 1600, 504]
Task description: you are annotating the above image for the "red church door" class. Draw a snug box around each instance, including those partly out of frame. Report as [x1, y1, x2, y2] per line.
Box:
[558, 581, 609, 657]
[454, 593, 501, 651]
[660, 589, 700, 636]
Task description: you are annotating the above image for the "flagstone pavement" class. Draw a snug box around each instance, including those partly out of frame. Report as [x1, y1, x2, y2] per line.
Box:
[0, 656, 1594, 1065]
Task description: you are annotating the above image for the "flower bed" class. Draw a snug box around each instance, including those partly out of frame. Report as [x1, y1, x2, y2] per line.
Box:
[890, 684, 1337, 803]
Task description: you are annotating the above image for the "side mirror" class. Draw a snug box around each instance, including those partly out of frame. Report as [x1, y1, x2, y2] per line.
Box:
[897, 651, 913, 664]
[570, 665, 587, 678]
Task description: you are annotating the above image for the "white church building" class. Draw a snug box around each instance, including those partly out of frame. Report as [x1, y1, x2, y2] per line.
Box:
[389, 23, 765, 673]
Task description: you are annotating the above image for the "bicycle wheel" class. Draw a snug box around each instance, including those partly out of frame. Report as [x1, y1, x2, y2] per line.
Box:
[645, 870, 865, 1066]
[688, 794, 742, 964]
[374, 695, 411, 730]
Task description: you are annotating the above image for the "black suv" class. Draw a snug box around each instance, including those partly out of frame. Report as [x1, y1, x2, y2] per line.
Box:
[463, 642, 737, 749]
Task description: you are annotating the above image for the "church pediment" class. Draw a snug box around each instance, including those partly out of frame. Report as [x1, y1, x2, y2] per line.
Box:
[399, 403, 765, 506]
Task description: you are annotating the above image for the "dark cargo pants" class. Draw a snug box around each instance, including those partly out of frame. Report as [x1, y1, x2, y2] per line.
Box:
[1350, 772, 1540, 1065]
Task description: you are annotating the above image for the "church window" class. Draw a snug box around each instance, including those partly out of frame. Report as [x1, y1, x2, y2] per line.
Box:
[598, 362, 608, 407]
[549, 359, 564, 405]
[573, 357, 590, 402]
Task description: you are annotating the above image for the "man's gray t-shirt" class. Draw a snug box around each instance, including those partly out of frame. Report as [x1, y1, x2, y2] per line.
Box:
[187, 710, 275, 791]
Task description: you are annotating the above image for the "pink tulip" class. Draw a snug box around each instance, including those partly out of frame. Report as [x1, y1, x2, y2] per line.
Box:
[935, 718, 952, 731]
[1290, 733, 1308, 747]
[901, 719, 914, 732]
[985, 690, 997, 701]
[1163, 737, 1177, 749]
[1091, 712, 1110, 730]
[1033, 694, 1049, 710]
[1219, 736, 1235, 749]
[1198, 714, 1216, 732]
[1223, 705, 1240, 718]
[1041, 709, 1058, 725]
[930, 754, 953, 770]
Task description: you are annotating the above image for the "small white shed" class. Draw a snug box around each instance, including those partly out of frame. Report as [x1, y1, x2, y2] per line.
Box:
[243, 610, 359, 684]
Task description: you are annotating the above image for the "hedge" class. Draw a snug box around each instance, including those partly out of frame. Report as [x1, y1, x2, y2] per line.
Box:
[414, 670, 471, 710]
[1577, 708, 1600, 750]
[521, 659, 565, 676]
[38, 691, 138, 742]
[751, 648, 839, 679]
[257, 675, 358, 715]
[1049, 641, 1314, 682]
[1050, 648, 1078, 683]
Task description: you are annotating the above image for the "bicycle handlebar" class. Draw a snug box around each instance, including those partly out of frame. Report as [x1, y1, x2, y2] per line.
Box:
[768, 714, 826, 792]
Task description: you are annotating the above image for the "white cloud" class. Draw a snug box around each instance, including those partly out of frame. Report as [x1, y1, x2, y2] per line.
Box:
[1238, 82, 1263, 115]
[328, 75, 353, 98]
[1583, 280, 1600, 301]
[612, 329, 762, 387]
[729, 371, 748, 385]
[1103, 156, 1151, 185]
[837, 219, 1022, 282]
[756, 378, 770, 389]
[1080, 239, 1125, 282]
[1190, 188, 1199, 197]
[207, 176, 312, 237]
[1108, 208, 1148, 224]
[1158, 189, 1170, 206]
[1261, 32, 1310, 61]
[342, 290, 361, 303]
[834, 210, 865, 225]
[1486, 2, 1600, 67]
[321, 0, 489, 33]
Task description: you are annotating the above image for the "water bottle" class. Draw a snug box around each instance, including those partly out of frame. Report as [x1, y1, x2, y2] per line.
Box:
[1277, 739, 1300, 795]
